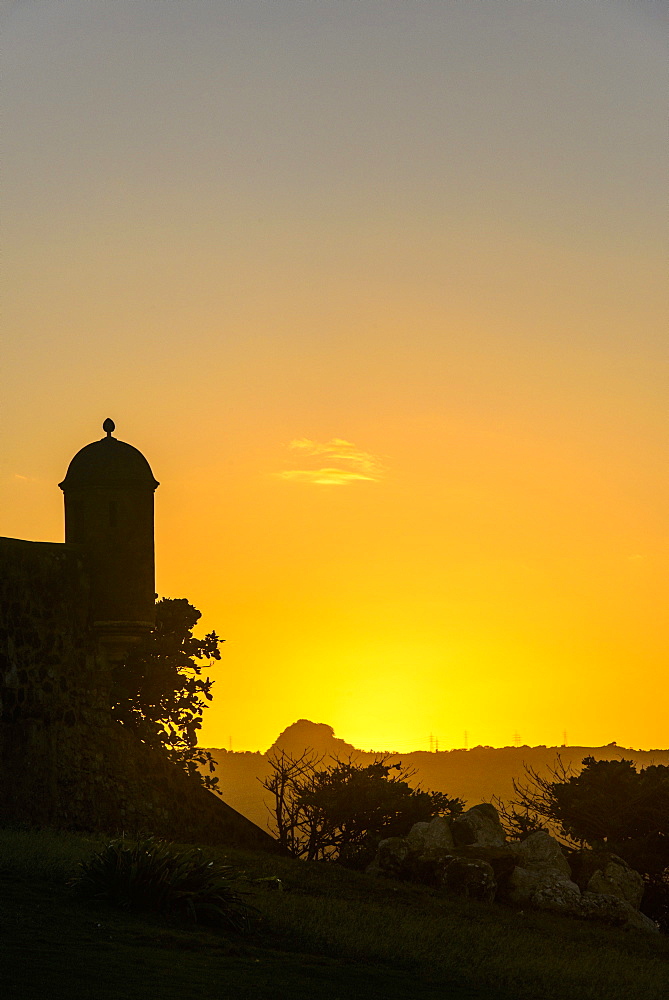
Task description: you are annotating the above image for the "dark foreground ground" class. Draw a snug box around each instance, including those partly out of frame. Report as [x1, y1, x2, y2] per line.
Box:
[2, 829, 668, 1000]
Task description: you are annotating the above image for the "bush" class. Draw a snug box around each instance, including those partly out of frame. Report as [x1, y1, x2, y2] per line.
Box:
[69, 839, 256, 930]
[111, 598, 223, 794]
[503, 756, 669, 876]
[261, 750, 464, 862]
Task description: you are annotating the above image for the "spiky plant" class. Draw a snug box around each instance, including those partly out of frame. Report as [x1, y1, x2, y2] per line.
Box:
[69, 839, 257, 931]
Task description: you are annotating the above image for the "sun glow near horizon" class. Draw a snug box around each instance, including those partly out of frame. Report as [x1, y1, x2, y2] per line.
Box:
[4, 0, 667, 753]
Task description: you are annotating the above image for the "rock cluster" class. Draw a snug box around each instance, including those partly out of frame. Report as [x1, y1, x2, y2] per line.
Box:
[366, 804, 657, 933]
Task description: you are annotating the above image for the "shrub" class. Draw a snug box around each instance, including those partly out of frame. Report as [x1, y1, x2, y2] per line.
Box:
[69, 839, 256, 930]
[111, 598, 223, 794]
[261, 749, 464, 862]
[504, 756, 669, 875]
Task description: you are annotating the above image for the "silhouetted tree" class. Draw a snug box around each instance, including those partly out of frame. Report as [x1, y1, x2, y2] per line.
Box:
[492, 797, 548, 843]
[504, 756, 669, 871]
[502, 755, 669, 930]
[111, 598, 222, 794]
[261, 749, 464, 864]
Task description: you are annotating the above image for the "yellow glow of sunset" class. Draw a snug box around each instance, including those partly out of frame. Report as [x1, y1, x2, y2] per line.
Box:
[3, 1, 667, 753]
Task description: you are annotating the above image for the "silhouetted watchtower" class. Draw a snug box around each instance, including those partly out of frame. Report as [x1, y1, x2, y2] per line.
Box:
[59, 419, 159, 646]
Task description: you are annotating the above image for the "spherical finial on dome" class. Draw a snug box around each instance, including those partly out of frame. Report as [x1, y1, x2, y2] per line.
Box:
[59, 422, 159, 492]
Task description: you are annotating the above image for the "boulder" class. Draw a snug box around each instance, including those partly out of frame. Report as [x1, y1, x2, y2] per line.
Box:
[515, 831, 571, 877]
[579, 892, 658, 934]
[407, 854, 458, 889]
[421, 816, 455, 854]
[441, 856, 496, 902]
[406, 821, 430, 853]
[502, 831, 579, 911]
[529, 875, 582, 914]
[366, 836, 410, 877]
[367, 819, 455, 881]
[570, 851, 644, 910]
[587, 860, 644, 910]
[452, 845, 519, 897]
[451, 803, 506, 848]
[505, 865, 581, 913]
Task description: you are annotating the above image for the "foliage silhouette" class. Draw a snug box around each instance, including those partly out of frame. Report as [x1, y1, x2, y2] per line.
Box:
[111, 598, 222, 793]
[261, 749, 464, 863]
[502, 756, 669, 865]
[500, 755, 669, 930]
[69, 838, 256, 929]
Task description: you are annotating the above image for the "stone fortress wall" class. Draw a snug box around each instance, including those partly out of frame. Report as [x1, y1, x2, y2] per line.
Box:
[0, 537, 100, 826]
[0, 427, 277, 851]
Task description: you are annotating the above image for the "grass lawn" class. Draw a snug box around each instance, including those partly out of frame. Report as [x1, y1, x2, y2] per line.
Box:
[2, 828, 668, 1000]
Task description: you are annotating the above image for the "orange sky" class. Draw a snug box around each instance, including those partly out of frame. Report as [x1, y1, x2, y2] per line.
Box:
[3, 1, 667, 751]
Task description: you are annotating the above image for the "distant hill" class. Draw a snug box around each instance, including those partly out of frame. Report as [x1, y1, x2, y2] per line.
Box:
[204, 719, 669, 832]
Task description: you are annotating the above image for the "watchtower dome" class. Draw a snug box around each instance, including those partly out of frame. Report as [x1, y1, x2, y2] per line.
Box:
[59, 419, 159, 633]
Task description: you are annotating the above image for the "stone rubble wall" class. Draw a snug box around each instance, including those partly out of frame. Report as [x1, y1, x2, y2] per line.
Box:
[367, 804, 658, 933]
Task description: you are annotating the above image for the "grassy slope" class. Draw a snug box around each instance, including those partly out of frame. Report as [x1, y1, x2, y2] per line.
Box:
[2, 829, 668, 1000]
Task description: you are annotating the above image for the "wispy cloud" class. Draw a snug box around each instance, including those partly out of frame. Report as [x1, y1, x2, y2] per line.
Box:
[276, 438, 385, 486]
